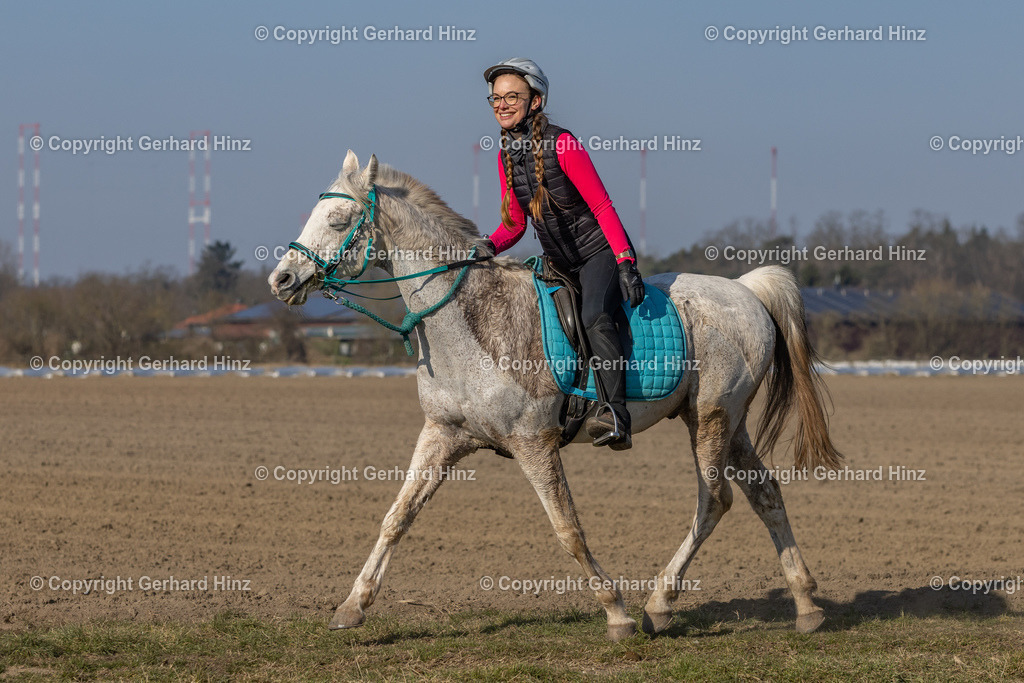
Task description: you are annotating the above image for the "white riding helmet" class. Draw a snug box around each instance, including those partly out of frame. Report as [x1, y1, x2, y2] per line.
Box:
[484, 58, 549, 110]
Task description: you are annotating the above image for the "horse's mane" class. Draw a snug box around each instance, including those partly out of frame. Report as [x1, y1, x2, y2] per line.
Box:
[330, 163, 480, 250]
[330, 160, 529, 276]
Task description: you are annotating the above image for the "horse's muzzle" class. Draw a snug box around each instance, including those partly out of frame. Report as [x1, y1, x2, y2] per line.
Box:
[269, 267, 310, 305]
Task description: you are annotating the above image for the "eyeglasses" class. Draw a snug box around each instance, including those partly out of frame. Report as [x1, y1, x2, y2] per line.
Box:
[487, 91, 530, 107]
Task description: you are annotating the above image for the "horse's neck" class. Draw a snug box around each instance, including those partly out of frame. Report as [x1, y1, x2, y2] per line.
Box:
[375, 194, 509, 356]
[377, 197, 474, 312]
[376, 221, 472, 315]
[388, 246, 537, 371]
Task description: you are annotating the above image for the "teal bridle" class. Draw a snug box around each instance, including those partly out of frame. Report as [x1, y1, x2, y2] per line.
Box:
[284, 185, 490, 355]
[287, 185, 379, 290]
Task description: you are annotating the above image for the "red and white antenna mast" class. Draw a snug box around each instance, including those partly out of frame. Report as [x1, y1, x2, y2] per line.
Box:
[187, 130, 211, 275]
[17, 123, 41, 286]
[769, 146, 778, 238]
[472, 142, 481, 226]
[638, 148, 647, 255]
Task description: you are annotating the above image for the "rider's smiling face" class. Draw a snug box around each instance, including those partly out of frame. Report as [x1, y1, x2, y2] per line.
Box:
[491, 74, 541, 131]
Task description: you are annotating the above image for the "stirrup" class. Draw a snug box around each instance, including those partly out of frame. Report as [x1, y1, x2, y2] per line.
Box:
[594, 431, 631, 449]
[588, 402, 632, 450]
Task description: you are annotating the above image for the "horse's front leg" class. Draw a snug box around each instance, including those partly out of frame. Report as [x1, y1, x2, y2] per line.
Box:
[330, 419, 477, 630]
[512, 433, 638, 642]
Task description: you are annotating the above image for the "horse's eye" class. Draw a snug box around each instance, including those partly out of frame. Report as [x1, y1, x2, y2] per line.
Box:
[327, 214, 350, 229]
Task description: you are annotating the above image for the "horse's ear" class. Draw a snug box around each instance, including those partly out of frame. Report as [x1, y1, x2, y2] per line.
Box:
[342, 149, 359, 177]
[362, 154, 378, 187]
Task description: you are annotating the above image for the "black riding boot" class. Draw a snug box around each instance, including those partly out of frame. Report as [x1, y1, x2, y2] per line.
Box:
[583, 314, 632, 450]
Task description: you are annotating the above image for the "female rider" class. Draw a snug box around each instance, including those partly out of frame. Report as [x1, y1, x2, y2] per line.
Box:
[481, 58, 644, 451]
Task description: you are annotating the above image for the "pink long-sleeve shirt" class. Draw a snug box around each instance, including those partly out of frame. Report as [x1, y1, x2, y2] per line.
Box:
[488, 132, 634, 263]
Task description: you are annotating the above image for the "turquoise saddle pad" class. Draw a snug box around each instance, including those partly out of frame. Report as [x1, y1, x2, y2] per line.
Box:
[531, 270, 687, 401]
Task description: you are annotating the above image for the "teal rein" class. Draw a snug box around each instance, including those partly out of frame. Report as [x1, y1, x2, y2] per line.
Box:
[324, 248, 479, 356]
[286, 185, 489, 355]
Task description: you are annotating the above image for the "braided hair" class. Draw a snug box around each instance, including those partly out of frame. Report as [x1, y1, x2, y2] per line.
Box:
[499, 108, 556, 228]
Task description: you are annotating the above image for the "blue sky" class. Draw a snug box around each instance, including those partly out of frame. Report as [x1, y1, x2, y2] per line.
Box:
[3, 0, 1023, 280]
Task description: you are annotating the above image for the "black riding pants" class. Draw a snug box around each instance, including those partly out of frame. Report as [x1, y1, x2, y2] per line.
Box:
[564, 248, 629, 427]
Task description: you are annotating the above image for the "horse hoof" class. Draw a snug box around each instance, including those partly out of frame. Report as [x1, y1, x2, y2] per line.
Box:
[795, 608, 825, 633]
[606, 619, 638, 642]
[641, 609, 674, 635]
[328, 604, 365, 630]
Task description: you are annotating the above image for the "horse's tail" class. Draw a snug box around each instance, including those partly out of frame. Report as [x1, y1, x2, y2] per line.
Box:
[737, 266, 843, 471]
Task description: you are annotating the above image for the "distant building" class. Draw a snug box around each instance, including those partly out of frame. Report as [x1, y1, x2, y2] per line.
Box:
[170, 303, 248, 338]
[801, 286, 1024, 356]
[169, 299, 398, 356]
[801, 286, 1024, 321]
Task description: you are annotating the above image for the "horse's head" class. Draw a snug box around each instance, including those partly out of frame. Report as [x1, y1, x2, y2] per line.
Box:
[269, 150, 385, 305]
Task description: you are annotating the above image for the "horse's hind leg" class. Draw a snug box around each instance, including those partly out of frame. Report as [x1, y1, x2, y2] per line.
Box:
[729, 427, 825, 633]
[330, 420, 476, 630]
[642, 406, 734, 634]
[512, 433, 637, 642]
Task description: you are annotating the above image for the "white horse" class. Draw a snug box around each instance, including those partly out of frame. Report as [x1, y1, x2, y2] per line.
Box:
[269, 151, 842, 641]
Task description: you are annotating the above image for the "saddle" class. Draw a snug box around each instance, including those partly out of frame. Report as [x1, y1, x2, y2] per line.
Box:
[528, 255, 688, 448]
[534, 256, 608, 447]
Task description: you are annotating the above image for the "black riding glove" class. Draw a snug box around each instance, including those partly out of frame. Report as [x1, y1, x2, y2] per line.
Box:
[482, 237, 497, 256]
[617, 259, 645, 308]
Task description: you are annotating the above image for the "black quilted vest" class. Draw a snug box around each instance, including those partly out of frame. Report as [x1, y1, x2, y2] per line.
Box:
[506, 119, 608, 268]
